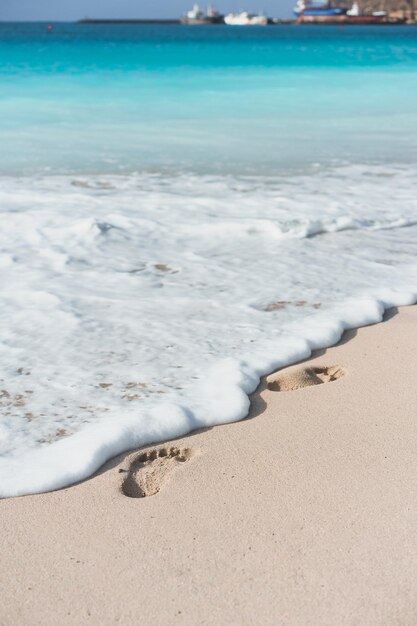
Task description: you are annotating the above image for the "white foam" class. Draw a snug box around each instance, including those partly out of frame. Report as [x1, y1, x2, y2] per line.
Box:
[1, 165, 417, 497]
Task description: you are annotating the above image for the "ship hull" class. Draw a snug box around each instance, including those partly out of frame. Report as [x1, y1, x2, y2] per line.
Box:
[224, 16, 268, 25]
[180, 16, 224, 24]
[297, 14, 405, 22]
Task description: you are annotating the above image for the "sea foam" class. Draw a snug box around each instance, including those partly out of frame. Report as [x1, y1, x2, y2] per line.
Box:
[1, 166, 417, 497]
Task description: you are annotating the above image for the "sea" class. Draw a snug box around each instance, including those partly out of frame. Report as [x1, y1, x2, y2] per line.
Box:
[1, 22, 417, 497]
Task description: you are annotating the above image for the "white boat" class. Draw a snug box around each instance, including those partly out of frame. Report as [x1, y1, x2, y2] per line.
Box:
[346, 2, 387, 18]
[346, 2, 360, 15]
[181, 4, 224, 24]
[224, 11, 268, 25]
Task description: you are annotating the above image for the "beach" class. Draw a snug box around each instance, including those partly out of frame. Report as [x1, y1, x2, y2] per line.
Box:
[2, 22, 417, 624]
[2, 305, 417, 625]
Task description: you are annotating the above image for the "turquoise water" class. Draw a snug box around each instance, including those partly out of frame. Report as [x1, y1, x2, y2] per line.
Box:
[1, 23, 417, 174]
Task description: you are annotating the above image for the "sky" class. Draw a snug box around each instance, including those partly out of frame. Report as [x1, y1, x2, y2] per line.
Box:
[0, 0, 294, 21]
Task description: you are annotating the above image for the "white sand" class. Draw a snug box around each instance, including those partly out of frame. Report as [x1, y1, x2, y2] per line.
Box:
[1, 306, 417, 625]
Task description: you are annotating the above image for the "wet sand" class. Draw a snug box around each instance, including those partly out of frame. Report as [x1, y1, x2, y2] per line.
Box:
[1, 306, 417, 625]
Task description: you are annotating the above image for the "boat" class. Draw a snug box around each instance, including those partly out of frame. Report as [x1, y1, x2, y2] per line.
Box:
[293, 0, 347, 18]
[180, 4, 224, 24]
[294, 0, 404, 23]
[346, 2, 387, 18]
[224, 11, 268, 25]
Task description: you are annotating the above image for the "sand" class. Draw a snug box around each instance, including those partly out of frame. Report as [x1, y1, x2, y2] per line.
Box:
[1, 306, 417, 625]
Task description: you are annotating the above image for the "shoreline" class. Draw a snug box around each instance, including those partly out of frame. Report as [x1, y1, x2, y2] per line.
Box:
[2, 293, 416, 499]
[2, 305, 417, 624]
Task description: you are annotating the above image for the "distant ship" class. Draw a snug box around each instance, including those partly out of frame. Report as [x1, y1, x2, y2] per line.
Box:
[181, 4, 224, 24]
[224, 11, 268, 25]
[294, 0, 347, 18]
[346, 1, 387, 18]
[294, 0, 402, 22]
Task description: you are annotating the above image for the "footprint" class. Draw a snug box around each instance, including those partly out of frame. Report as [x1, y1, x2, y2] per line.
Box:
[267, 365, 345, 392]
[121, 446, 195, 498]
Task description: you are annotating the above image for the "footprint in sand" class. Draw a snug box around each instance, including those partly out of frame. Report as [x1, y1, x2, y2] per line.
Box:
[120, 446, 195, 498]
[267, 365, 345, 392]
